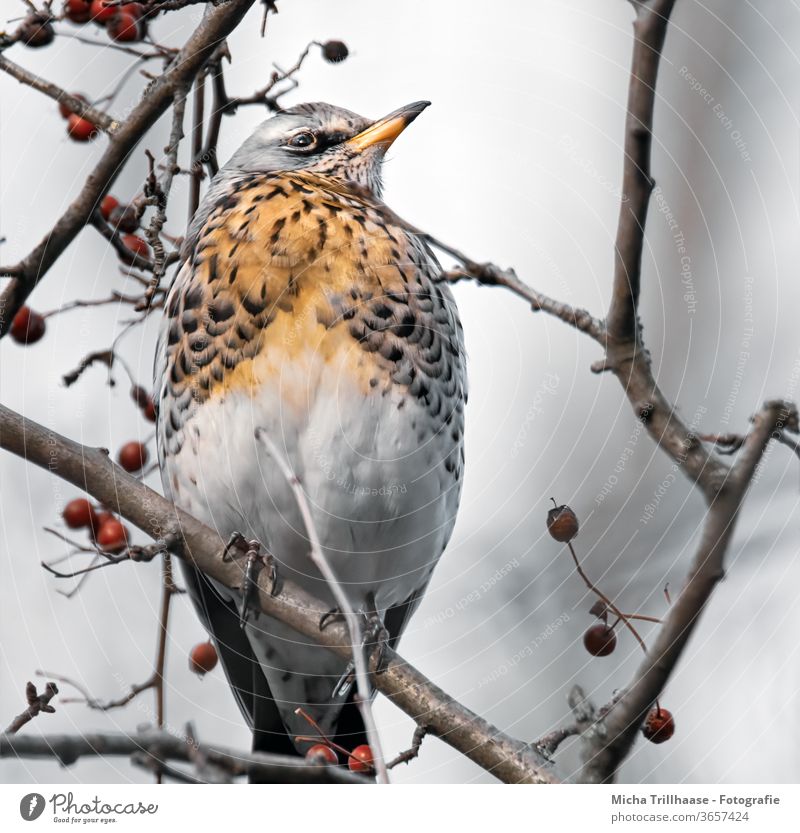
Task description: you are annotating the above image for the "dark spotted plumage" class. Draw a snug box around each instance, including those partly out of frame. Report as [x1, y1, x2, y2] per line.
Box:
[154, 101, 466, 766]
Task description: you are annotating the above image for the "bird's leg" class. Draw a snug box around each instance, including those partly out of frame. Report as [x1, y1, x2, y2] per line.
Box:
[221, 534, 280, 628]
[221, 531, 249, 562]
[330, 594, 390, 698]
[363, 593, 391, 675]
[331, 662, 356, 700]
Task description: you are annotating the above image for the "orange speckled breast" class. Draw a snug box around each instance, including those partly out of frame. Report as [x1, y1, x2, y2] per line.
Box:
[157, 170, 465, 464]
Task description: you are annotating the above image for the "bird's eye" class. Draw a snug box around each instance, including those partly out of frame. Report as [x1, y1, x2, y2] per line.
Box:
[288, 131, 316, 149]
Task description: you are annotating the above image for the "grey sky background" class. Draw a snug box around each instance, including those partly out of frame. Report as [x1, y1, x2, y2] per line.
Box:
[2, 0, 799, 783]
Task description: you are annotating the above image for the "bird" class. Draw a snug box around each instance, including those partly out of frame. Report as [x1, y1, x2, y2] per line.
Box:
[154, 100, 467, 763]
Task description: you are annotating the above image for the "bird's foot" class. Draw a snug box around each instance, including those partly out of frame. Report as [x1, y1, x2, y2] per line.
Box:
[363, 611, 391, 675]
[319, 607, 345, 631]
[331, 662, 356, 700]
[221, 533, 279, 627]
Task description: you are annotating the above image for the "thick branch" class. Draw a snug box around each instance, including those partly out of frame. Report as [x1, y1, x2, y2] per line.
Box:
[0, 402, 555, 784]
[0, 730, 366, 784]
[0, 0, 257, 336]
[606, 0, 677, 342]
[579, 400, 798, 782]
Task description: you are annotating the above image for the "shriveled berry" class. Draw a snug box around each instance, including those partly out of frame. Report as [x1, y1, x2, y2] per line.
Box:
[547, 502, 579, 542]
[189, 641, 218, 676]
[10, 307, 46, 345]
[306, 744, 337, 765]
[121, 234, 149, 259]
[96, 519, 128, 552]
[643, 707, 675, 743]
[90, 0, 116, 23]
[143, 398, 157, 422]
[107, 9, 143, 43]
[67, 114, 98, 142]
[130, 384, 150, 408]
[63, 498, 98, 530]
[118, 441, 148, 472]
[348, 744, 374, 774]
[94, 510, 116, 528]
[583, 624, 617, 657]
[100, 194, 119, 221]
[64, 0, 93, 24]
[642, 707, 675, 744]
[19, 14, 55, 48]
[321, 40, 349, 63]
[109, 204, 139, 233]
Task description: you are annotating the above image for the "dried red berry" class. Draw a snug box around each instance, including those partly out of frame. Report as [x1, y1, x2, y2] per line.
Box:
[67, 114, 98, 142]
[547, 502, 579, 542]
[19, 14, 55, 48]
[321, 40, 349, 63]
[143, 398, 157, 422]
[121, 234, 149, 259]
[107, 9, 143, 43]
[100, 194, 119, 221]
[583, 623, 617, 657]
[64, 0, 93, 25]
[89, 0, 116, 23]
[94, 509, 116, 526]
[130, 385, 150, 408]
[306, 744, 338, 765]
[10, 307, 46, 345]
[96, 519, 129, 552]
[118, 441, 148, 472]
[63, 498, 98, 530]
[642, 707, 675, 744]
[348, 744, 374, 774]
[189, 641, 218, 676]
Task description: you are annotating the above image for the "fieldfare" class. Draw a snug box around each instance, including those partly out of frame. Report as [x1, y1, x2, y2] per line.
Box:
[154, 101, 467, 760]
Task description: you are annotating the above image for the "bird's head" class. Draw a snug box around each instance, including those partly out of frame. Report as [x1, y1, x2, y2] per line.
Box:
[223, 100, 430, 197]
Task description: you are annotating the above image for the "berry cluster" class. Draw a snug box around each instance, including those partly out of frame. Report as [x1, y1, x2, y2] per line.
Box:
[63, 497, 129, 552]
[100, 194, 150, 259]
[65, 2, 148, 44]
[294, 707, 375, 774]
[547, 500, 675, 745]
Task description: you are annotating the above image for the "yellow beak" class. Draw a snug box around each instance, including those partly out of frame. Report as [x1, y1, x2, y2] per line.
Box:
[346, 100, 431, 152]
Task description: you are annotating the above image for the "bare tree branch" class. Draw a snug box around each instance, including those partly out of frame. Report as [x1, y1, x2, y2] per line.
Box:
[0, 729, 368, 784]
[606, 0, 677, 343]
[0, 0, 258, 336]
[0, 402, 556, 784]
[256, 429, 389, 783]
[580, 399, 798, 782]
[0, 55, 118, 134]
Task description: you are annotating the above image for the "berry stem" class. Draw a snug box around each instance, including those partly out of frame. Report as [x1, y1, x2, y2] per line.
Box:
[566, 542, 648, 654]
[294, 707, 354, 759]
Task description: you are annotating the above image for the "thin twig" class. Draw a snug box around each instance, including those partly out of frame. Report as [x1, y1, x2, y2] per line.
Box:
[5, 682, 58, 735]
[566, 541, 647, 653]
[0, 0, 258, 336]
[255, 428, 390, 784]
[140, 87, 189, 309]
[386, 725, 428, 769]
[0, 55, 118, 134]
